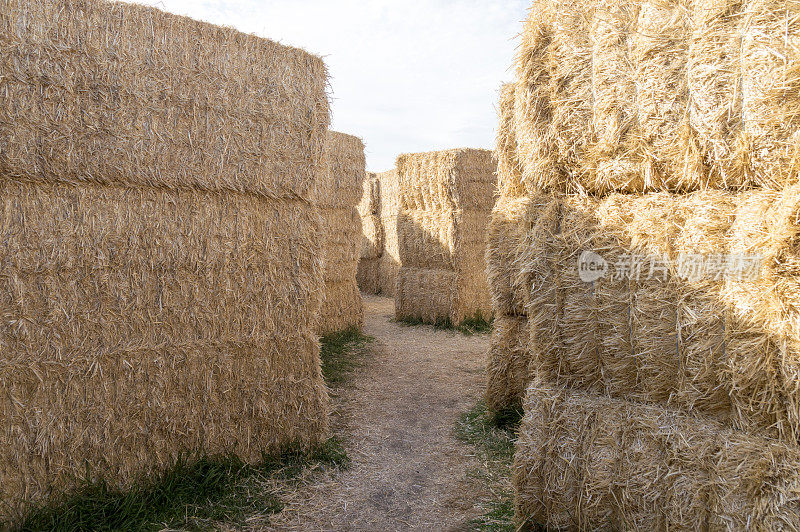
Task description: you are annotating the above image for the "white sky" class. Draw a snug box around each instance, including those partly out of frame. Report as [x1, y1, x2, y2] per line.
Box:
[137, 1, 529, 171]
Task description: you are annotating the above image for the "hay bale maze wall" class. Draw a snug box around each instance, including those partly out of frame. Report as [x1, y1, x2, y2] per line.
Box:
[357, 172, 382, 294]
[314, 131, 366, 335]
[515, 380, 800, 530]
[0, 0, 330, 521]
[490, 0, 800, 527]
[396, 150, 495, 326]
[509, 0, 800, 195]
[378, 169, 401, 297]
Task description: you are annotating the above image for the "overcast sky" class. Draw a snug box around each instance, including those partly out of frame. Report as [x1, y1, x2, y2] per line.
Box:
[137, 1, 529, 171]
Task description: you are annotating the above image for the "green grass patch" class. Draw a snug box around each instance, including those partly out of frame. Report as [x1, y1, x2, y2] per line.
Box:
[319, 326, 374, 386]
[395, 311, 492, 336]
[455, 401, 519, 532]
[15, 438, 348, 532]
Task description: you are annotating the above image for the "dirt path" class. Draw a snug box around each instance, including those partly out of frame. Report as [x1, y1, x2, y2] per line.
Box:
[267, 294, 490, 531]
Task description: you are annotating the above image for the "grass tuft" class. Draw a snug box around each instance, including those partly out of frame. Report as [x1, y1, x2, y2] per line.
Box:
[319, 326, 374, 386]
[396, 311, 493, 336]
[455, 400, 519, 532]
[16, 439, 348, 532]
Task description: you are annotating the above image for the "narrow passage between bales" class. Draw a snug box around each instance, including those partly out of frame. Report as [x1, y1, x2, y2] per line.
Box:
[268, 295, 491, 530]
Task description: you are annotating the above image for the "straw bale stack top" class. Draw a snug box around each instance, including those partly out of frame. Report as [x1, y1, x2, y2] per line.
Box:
[0, 0, 329, 199]
[397, 148, 496, 211]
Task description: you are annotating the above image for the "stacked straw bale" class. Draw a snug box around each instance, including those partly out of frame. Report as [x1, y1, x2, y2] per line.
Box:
[503, 161, 800, 530]
[514, 380, 800, 530]
[509, 0, 800, 195]
[314, 131, 366, 335]
[512, 189, 800, 441]
[378, 169, 401, 296]
[355, 168, 401, 297]
[357, 172, 382, 294]
[0, 0, 330, 521]
[396, 150, 495, 325]
[489, 0, 800, 526]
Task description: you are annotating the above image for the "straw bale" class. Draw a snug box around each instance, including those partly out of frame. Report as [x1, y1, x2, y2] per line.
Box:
[634, 0, 696, 190]
[552, 195, 618, 394]
[484, 192, 562, 413]
[516, 194, 562, 382]
[513, 4, 561, 193]
[395, 149, 495, 325]
[378, 169, 401, 222]
[317, 280, 364, 336]
[398, 209, 456, 270]
[317, 204, 362, 327]
[318, 207, 360, 283]
[0, 0, 332, 520]
[514, 381, 800, 530]
[357, 171, 382, 262]
[355, 172, 382, 296]
[356, 257, 380, 295]
[552, 192, 759, 423]
[314, 131, 365, 333]
[687, 0, 747, 188]
[314, 132, 367, 208]
[495, 83, 524, 199]
[507, 0, 800, 193]
[378, 254, 400, 298]
[512, 188, 800, 439]
[378, 169, 400, 296]
[547, 0, 595, 190]
[396, 261, 491, 326]
[486, 197, 530, 317]
[397, 150, 496, 212]
[395, 267, 458, 324]
[359, 214, 383, 260]
[586, 0, 643, 194]
[398, 208, 489, 272]
[486, 316, 530, 412]
[358, 172, 381, 217]
[0, 180, 329, 520]
[0, 0, 329, 201]
[741, 0, 800, 189]
[725, 185, 800, 440]
[381, 212, 400, 265]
